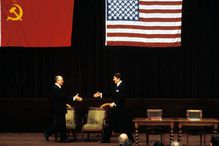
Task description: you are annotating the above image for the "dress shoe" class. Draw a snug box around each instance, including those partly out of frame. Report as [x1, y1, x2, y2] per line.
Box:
[43, 130, 49, 142]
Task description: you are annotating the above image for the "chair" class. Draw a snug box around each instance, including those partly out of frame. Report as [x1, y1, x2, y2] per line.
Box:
[185, 109, 206, 145]
[81, 107, 106, 141]
[145, 109, 165, 145]
[54, 106, 77, 141]
[66, 107, 77, 140]
[147, 109, 162, 120]
[187, 109, 202, 121]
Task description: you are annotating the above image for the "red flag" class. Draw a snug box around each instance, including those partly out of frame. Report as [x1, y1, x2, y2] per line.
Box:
[1, 0, 74, 47]
[105, 0, 182, 47]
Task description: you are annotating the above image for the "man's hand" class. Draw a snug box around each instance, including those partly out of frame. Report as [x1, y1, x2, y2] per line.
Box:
[109, 102, 116, 108]
[73, 94, 83, 101]
[93, 91, 102, 98]
[66, 104, 72, 109]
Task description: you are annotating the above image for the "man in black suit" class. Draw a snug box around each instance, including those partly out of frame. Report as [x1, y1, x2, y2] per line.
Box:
[44, 75, 82, 143]
[94, 73, 133, 143]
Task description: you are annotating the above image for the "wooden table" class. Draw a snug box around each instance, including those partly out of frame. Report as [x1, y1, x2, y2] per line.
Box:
[133, 118, 175, 145]
[133, 118, 219, 145]
[177, 118, 219, 143]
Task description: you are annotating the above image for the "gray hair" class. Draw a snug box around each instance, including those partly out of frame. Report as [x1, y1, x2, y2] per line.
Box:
[54, 75, 62, 82]
[118, 133, 128, 144]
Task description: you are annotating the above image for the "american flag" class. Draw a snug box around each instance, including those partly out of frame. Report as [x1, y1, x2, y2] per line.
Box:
[105, 0, 183, 47]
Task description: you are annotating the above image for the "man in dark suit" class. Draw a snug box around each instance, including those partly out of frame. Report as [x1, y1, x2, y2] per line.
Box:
[44, 75, 82, 143]
[94, 73, 133, 143]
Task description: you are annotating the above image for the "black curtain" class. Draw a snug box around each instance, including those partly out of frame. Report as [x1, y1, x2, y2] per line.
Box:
[0, 0, 218, 98]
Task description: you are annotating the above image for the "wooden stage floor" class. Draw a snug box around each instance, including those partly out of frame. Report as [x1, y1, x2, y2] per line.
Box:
[0, 132, 213, 146]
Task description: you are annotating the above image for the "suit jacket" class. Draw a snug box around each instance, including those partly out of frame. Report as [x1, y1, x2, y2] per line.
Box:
[51, 84, 72, 115]
[103, 82, 126, 108]
[112, 82, 126, 108]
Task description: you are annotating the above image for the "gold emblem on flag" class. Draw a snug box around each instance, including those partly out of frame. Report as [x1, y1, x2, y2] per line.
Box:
[7, 3, 23, 21]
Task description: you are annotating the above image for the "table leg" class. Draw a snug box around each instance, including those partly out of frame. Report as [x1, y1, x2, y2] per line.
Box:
[178, 123, 182, 143]
[170, 128, 174, 143]
[169, 122, 174, 144]
[178, 127, 182, 142]
[135, 122, 139, 145]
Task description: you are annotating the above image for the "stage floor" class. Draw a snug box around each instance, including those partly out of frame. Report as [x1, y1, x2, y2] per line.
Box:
[0, 132, 212, 146]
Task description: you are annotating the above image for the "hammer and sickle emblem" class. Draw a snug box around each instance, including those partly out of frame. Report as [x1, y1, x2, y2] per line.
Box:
[7, 4, 23, 21]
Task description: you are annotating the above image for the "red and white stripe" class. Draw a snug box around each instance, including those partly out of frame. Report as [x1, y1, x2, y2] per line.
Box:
[105, 0, 183, 47]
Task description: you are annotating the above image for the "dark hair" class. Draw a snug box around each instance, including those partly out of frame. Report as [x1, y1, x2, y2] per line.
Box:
[211, 135, 219, 146]
[114, 73, 122, 79]
[153, 141, 164, 146]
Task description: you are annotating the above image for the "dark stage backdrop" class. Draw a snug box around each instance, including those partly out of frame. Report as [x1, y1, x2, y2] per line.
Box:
[0, 0, 219, 99]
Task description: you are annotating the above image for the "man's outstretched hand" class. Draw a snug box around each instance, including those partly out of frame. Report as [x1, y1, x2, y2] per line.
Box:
[74, 94, 83, 101]
[93, 91, 102, 98]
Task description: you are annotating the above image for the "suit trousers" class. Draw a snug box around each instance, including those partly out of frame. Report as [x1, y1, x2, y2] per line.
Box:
[46, 113, 68, 141]
[102, 107, 134, 142]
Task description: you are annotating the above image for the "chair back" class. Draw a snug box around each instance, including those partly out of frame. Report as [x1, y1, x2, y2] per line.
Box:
[66, 107, 76, 129]
[87, 107, 106, 125]
[147, 109, 162, 120]
[187, 109, 202, 120]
